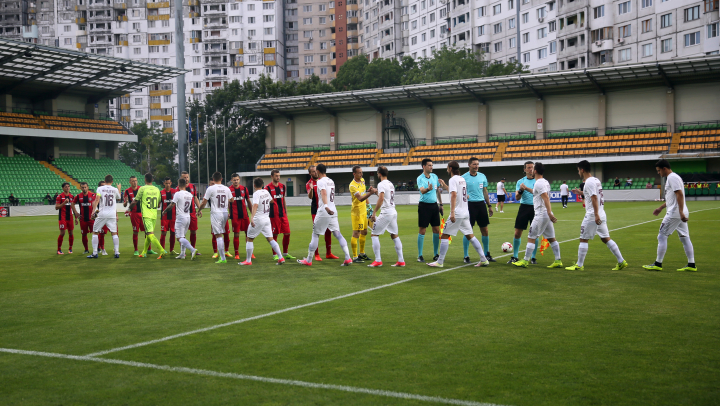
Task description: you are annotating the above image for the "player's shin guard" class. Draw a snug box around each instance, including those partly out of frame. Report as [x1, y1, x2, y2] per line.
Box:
[679, 235, 695, 263]
[524, 243, 536, 261]
[532, 238, 539, 258]
[359, 233, 366, 254]
[212, 236, 217, 253]
[179, 238, 193, 255]
[282, 234, 290, 255]
[160, 233, 166, 250]
[57, 234, 64, 251]
[215, 237, 224, 257]
[351, 236, 358, 258]
[606, 240, 623, 263]
[371, 235, 382, 263]
[550, 241, 561, 261]
[306, 233, 319, 263]
[132, 234, 139, 251]
[332, 230, 351, 260]
[417, 233, 425, 257]
[68, 234, 73, 250]
[190, 233, 196, 248]
[270, 240, 283, 259]
[324, 230, 332, 254]
[92, 234, 99, 255]
[513, 237, 521, 258]
[169, 233, 175, 252]
[143, 235, 151, 254]
[432, 233, 439, 257]
[577, 242, 589, 267]
[469, 237, 488, 262]
[112, 235, 119, 255]
[82, 233, 89, 251]
[462, 235, 470, 258]
[224, 233, 230, 253]
[656, 234, 668, 263]
[148, 234, 163, 253]
[437, 239, 450, 265]
[245, 241, 254, 262]
[482, 235, 490, 256]
[234, 235, 240, 255]
[393, 237, 404, 263]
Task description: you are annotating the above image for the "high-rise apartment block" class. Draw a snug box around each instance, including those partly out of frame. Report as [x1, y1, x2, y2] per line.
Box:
[2, 0, 716, 133]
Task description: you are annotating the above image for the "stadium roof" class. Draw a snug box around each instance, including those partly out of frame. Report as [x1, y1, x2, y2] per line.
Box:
[0, 38, 186, 102]
[235, 56, 720, 117]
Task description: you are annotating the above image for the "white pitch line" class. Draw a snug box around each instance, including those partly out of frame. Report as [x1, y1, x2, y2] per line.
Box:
[0, 348, 506, 406]
[86, 206, 720, 358]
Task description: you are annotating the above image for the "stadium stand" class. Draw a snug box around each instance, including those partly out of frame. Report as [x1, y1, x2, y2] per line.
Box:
[257, 152, 315, 171]
[676, 126, 720, 152]
[0, 112, 44, 129]
[376, 152, 406, 166]
[52, 157, 144, 188]
[408, 142, 498, 165]
[0, 155, 81, 205]
[503, 133, 672, 160]
[316, 149, 378, 168]
[41, 116, 129, 134]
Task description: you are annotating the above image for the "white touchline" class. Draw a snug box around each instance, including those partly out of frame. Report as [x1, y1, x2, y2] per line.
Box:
[86, 206, 720, 358]
[0, 348, 507, 406]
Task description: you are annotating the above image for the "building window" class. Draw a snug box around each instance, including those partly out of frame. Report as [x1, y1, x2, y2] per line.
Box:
[493, 4, 501, 15]
[303, 5, 312, 12]
[320, 67, 328, 74]
[593, 5, 604, 19]
[642, 43, 653, 57]
[618, 48, 631, 62]
[709, 23, 719, 39]
[494, 23, 502, 34]
[304, 68, 314, 75]
[522, 13, 528, 23]
[537, 27, 547, 38]
[477, 25, 485, 36]
[549, 20, 556, 32]
[494, 42, 502, 52]
[134, 98, 142, 105]
[661, 38, 672, 53]
[522, 32, 529, 43]
[641, 0, 652, 8]
[619, 24, 631, 38]
[537, 7, 546, 19]
[661, 13, 672, 28]
[509, 37, 516, 48]
[508, 18, 515, 29]
[684, 31, 700, 46]
[684, 6, 700, 22]
[618, 1, 631, 15]
[522, 52, 530, 62]
[642, 19, 652, 33]
[549, 40, 556, 53]
[538, 48, 547, 59]
[477, 6, 486, 16]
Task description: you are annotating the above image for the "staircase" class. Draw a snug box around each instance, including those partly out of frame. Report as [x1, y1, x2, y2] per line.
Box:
[668, 133, 682, 154]
[492, 142, 508, 162]
[402, 147, 415, 165]
[306, 152, 320, 170]
[370, 149, 382, 167]
[40, 161, 81, 189]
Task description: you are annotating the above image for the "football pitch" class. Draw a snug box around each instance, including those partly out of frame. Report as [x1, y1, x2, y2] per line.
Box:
[1, 201, 719, 406]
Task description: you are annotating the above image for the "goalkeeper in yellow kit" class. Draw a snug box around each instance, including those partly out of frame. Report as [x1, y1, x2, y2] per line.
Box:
[127, 173, 168, 259]
[349, 165, 376, 263]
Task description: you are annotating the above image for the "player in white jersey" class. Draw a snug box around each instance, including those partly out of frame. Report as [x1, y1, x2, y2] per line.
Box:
[198, 171, 233, 264]
[161, 177, 197, 260]
[297, 163, 353, 266]
[428, 161, 489, 268]
[560, 181, 569, 208]
[495, 178, 506, 212]
[512, 163, 563, 268]
[367, 166, 405, 267]
[88, 174, 121, 259]
[566, 160, 628, 271]
[643, 159, 696, 272]
[239, 177, 285, 266]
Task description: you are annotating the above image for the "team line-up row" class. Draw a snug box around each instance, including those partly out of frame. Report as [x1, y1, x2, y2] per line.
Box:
[53, 158, 697, 271]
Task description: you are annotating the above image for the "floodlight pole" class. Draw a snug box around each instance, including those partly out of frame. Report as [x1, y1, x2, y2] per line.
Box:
[223, 116, 226, 181]
[175, 0, 187, 176]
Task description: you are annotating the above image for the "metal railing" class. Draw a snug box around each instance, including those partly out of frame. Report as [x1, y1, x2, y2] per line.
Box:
[488, 131, 536, 142]
[605, 123, 667, 135]
[292, 144, 330, 153]
[544, 127, 598, 139]
[676, 119, 720, 131]
[432, 135, 478, 145]
[337, 141, 377, 150]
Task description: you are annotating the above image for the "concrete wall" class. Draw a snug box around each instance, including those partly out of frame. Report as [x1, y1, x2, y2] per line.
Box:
[606, 87, 667, 127]
[545, 93, 600, 131]
[294, 114, 331, 146]
[337, 111, 377, 144]
[434, 102, 479, 138]
[675, 83, 720, 123]
[488, 98, 537, 134]
[391, 107, 427, 140]
[58, 138, 89, 156]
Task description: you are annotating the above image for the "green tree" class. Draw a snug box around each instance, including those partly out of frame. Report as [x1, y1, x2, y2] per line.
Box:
[119, 121, 178, 183]
[401, 47, 525, 85]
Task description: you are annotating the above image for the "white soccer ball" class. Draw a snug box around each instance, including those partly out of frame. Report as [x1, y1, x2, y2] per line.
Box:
[501, 242, 513, 252]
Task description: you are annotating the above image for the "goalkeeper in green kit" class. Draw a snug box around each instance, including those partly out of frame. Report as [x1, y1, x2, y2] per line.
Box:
[127, 173, 168, 259]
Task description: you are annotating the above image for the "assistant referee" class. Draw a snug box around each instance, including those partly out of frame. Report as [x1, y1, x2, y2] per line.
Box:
[416, 158, 443, 262]
[462, 157, 495, 263]
[508, 161, 540, 264]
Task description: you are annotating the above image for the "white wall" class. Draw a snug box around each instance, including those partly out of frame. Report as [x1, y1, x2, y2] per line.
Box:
[606, 87, 666, 127]
[294, 114, 330, 146]
[337, 111, 377, 144]
[435, 102, 478, 137]
[675, 83, 720, 123]
[488, 98, 536, 134]
[545, 93, 599, 130]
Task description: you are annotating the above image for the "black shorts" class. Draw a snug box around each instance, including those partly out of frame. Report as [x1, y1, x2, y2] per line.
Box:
[497, 195, 506, 202]
[418, 202, 441, 228]
[514, 204, 535, 230]
[469, 201, 490, 228]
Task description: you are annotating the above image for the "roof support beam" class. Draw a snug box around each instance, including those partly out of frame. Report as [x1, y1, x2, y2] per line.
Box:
[0, 46, 36, 66]
[351, 93, 383, 113]
[305, 98, 335, 116]
[458, 83, 485, 104]
[520, 78, 543, 100]
[260, 102, 293, 121]
[87, 73, 159, 104]
[656, 64, 674, 90]
[238, 105, 273, 122]
[584, 70, 605, 95]
[0, 54, 88, 95]
[44, 64, 131, 100]
[404, 88, 432, 108]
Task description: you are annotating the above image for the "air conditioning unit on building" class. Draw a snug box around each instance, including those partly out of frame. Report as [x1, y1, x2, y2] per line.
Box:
[617, 38, 624, 44]
[538, 17, 544, 22]
[595, 40, 602, 46]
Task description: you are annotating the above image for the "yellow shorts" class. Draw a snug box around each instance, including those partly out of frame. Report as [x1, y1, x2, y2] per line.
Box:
[143, 218, 156, 233]
[351, 213, 368, 231]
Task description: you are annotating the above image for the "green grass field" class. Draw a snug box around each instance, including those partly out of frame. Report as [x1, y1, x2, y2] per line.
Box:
[1, 201, 719, 406]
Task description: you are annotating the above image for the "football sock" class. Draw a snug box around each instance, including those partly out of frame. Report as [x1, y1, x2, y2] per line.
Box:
[332, 230, 351, 261]
[179, 238, 193, 255]
[169, 233, 176, 252]
[482, 235, 490, 256]
[679, 235, 695, 263]
[306, 233, 319, 263]
[112, 235, 119, 254]
[215, 237, 224, 258]
[550, 241, 561, 261]
[143, 236, 151, 254]
[325, 230, 332, 253]
[57, 234, 63, 250]
[462, 235, 470, 258]
[68, 235, 73, 250]
[160, 234, 166, 250]
[273, 234, 278, 242]
[577, 242, 589, 266]
[82, 233, 89, 251]
[524, 243, 536, 261]
[351, 236, 358, 257]
[245, 241, 254, 262]
[372, 235, 382, 263]
[437, 239, 450, 265]
[190, 233, 196, 248]
[149, 234, 163, 253]
[132, 234, 138, 251]
[469, 237, 488, 262]
[417, 233, 425, 257]
[234, 235, 240, 254]
[359, 233, 366, 254]
[224, 233, 230, 253]
[513, 237, 521, 258]
[98, 233, 105, 250]
[282, 234, 290, 254]
[270, 240, 283, 259]
[212, 237, 217, 253]
[656, 234, 668, 263]
[393, 236, 404, 263]
[92, 234, 99, 255]
[432, 233, 439, 256]
[606, 240, 623, 263]
[532, 238, 539, 258]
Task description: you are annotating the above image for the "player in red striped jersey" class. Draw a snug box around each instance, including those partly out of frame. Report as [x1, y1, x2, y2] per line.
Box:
[306, 165, 334, 261]
[266, 169, 295, 260]
[229, 173, 253, 260]
[72, 182, 97, 254]
[160, 177, 178, 254]
[124, 176, 154, 256]
[181, 171, 202, 255]
[55, 182, 75, 254]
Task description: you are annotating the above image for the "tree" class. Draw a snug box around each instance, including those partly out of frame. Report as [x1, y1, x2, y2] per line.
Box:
[119, 121, 178, 183]
[401, 47, 525, 85]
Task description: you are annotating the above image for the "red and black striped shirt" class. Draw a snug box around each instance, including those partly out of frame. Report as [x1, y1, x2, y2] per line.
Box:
[73, 192, 96, 222]
[306, 178, 318, 215]
[186, 183, 197, 216]
[265, 183, 286, 218]
[161, 188, 177, 221]
[56, 192, 74, 221]
[124, 187, 141, 214]
[229, 185, 250, 220]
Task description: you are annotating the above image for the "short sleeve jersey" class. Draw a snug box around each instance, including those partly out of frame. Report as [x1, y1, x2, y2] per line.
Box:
[124, 186, 141, 214]
[172, 190, 193, 219]
[463, 172, 488, 202]
[252, 189, 273, 221]
[56, 192, 75, 221]
[532, 178, 551, 215]
[186, 183, 198, 215]
[416, 173, 439, 204]
[583, 177, 605, 217]
[560, 184, 569, 196]
[135, 185, 161, 219]
[160, 188, 176, 221]
[96, 185, 121, 218]
[316, 176, 337, 217]
[229, 185, 250, 220]
[350, 178, 367, 214]
[664, 172, 689, 218]
[449, 175, 469, 218]
[377, 179, 397, 215]
[265, 183, 287, 218]
[496, 182, 505, 195]
[73, 192, 96, 222]
[203, 184, 232, 215]
[516, 177, 536, 205]
[306, 178, 318, 215]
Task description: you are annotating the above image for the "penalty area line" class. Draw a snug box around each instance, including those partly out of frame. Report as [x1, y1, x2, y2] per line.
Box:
[0, 347, 507, 406]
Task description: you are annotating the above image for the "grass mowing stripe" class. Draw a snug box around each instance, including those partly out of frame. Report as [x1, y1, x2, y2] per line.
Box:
[85, 206, 720, 358]
[0, 348, 507, 406]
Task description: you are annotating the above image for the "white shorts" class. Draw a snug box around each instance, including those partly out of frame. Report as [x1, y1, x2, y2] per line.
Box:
[528, 214, 555, 239]
[313, 214, 340, 235]
[442, 216, 473, 237]
[371, 212, 399, 236]
[247, 217, 273, 239]
[175, 216, 190, 239]
[93, 217, 117, 233]
[580, 214, 610, 240]
[659, 215, 690, 237]
[210, 212, 228, 235]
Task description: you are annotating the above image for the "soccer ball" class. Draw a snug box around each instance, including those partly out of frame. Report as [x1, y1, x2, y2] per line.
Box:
[501, 242, 513, 252]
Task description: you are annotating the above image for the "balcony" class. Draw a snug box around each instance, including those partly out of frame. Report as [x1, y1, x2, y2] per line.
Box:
[147, 15, 170, 21]
[188, 11, 200, 18]
[75, 17, 86, 24]
[115, 40, 128, 46]
[204, 46, 228, 53]
[204, 60, 229, 66]
[149, 89, 172, 96]
[203, 20, 228, 28]
[188, 0, 199, 5]
[590, 39, 613, 53]
[234, 61, 243, 67]
[263, 60, 275, 66]
[147, 2, 170, 8]
[113, 1, 127, 9]
[88, 14, 114, 21]
[558, 41, 588, 59]
[331, 58, 336, 65]
[237, 48, 244, 54]
[117, 15, 127, 21]
[189, 37, 201, 43]
[148, 39, 171, 45]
